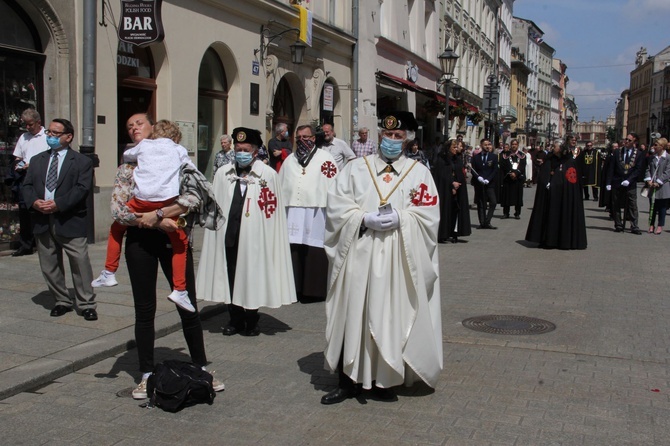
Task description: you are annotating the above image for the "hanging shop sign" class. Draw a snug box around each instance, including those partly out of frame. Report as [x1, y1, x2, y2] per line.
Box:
[118, 0, 164, 47]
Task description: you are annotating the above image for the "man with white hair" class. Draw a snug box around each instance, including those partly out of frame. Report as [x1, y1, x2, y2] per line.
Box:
[213, 134, 234, 176]
[267, 122, 292, 171]
[320, 123, 355, 170]
[321, 111, 442, 405]
[351, 127, 376, 158]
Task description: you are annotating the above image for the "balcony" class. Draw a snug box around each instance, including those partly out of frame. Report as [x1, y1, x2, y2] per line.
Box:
[499, 105, 518, 123]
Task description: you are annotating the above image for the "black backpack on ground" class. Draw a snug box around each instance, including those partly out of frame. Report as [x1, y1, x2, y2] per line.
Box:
[146, 360, 216, 412]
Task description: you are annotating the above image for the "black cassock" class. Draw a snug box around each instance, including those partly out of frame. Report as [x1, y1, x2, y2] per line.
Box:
[525, 154, 587, 250]
[433, 151, 471, 241]
[499, 152, 527, 208]
[598, 149, 612, 208]
[578, 148, 600, 187]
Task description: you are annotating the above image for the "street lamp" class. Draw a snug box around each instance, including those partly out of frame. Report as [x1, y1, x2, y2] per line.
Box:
[438, 47, 459, 141]
[650, 113, 658, 131]
[525, 105, 533, 147]
[255, 25, 306, 65]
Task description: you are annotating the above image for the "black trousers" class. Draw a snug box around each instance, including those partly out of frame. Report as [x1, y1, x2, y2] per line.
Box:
[583, 185, 599, 199]
[17, 204, 35, 251]
[475, 185, 497, 225]
[125, 227, 206, 373]
[225, 243, 259, 330]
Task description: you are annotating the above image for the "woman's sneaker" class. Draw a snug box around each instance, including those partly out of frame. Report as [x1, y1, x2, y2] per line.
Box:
[132, 378, 148, 399]
[167, 290, 196, 313]
[91, 270, 118, 287]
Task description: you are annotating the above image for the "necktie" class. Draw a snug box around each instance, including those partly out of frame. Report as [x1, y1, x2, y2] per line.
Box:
[46, 152, 59, 192]
[483, 153, 488, 164]
[625, 150, 630, 164]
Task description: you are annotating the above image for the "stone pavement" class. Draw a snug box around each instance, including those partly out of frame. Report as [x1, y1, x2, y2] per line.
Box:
[1, 186, 670, 445]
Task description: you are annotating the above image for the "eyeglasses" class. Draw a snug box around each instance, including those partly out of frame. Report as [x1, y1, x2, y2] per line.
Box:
[45, 129, 68, 137]
[626, 138, 634, 142]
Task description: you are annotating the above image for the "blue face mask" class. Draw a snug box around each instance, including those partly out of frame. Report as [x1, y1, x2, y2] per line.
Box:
[380, 137, 404, 159]
[283, 131, 289, 138]
[46, 136, 62, 150]
[235, 152, 254, 167]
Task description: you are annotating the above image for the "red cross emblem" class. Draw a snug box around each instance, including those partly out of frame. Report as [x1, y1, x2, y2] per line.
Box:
[321, 161, 337, 178]
[565, 167, 578, 184]
[411, 183, 438, 206]
[257, 187, 277, 219]
[383, 174, 393, 183]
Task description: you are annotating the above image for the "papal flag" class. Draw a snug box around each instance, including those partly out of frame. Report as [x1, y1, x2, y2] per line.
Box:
[298, 5, 312, 46]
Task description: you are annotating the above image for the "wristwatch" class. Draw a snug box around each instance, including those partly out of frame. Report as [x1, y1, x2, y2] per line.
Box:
[155, 208, 164, 220]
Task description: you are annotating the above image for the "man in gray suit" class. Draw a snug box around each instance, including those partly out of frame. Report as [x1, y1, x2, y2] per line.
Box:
[22, 118, 97, 320]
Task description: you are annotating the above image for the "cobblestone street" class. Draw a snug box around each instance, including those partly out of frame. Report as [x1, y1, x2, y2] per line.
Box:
[1, 188, 669, 445]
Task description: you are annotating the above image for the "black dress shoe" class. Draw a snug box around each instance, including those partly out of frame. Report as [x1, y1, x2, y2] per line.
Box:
[631, 228, 642, 235]
[50, 305, 73, 317]
[82, 309, 98, 321]
[486, 224, 497, 230]
[438, 239, 448, 244]
[242, 326, 261, 337]
[371, 386, 397, 401]
[501, 215, 509, 219]
[614, 227, 624, 233]
[222, 325, 243, 336]
[11, 248, 33, 257]
[514, 215, 521, 220]
[320, 386, 360, 405]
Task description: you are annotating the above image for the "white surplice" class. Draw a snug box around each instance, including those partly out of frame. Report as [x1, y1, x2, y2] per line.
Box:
[196, 160, 296, 309]
[324, 154, 443, 389]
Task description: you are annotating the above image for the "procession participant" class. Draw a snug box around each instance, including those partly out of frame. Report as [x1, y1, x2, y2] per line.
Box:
[471, 137, 498, 229]
[579, 141, 600, 201]
[433, 139, 471, 243]
[278, 124, 338, 302]
[525, 140, 587, 250]
[499, 139, 526, 219]
[606, 133, 644, 234]
[197, 127, 296, 336]
[598, 143, 615, 217]
[322, 110, 442, 405]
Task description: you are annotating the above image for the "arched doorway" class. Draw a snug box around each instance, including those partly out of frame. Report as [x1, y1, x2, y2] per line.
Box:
[0, 0, 45, 249]
[197, 48, 228, 179]
[272, 77, 295, 141]
[117, 41, 156, 161]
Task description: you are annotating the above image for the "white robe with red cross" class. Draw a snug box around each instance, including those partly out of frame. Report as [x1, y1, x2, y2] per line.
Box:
[324, 154, 443, 390]
[196, 160, 296, 309]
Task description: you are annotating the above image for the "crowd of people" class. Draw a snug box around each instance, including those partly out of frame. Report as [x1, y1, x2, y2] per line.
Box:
[10, 103, 662, 407]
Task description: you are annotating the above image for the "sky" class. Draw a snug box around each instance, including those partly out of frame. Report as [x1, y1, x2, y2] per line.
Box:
[513, 0, 670, 122]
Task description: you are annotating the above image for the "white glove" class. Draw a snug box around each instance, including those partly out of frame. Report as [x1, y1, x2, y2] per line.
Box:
[484, 180, 490, 185]
[606, 185, 612, 191]
[546, 182, 551, 190]
[477, 176, 485, 184]
[363, 211, 399, 232]
[621, 180, 630, 187]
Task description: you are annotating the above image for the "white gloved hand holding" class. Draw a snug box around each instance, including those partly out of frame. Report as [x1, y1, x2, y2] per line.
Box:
[621, 180, 630, 187]
[546, 182, 551, 190]
[606, 185, 612, 191]
[484, 180, 490, 185]
[363, 212, 384, 231]
[381, 210, 400, 230]
[477, 176, 485, 184]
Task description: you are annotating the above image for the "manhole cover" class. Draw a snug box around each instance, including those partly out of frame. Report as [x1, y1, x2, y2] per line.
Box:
[116, 387, 135, 398]
[462, 315, 556, 335]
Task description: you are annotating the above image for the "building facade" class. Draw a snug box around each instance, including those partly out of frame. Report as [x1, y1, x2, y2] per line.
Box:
[0, 0, 356, 242]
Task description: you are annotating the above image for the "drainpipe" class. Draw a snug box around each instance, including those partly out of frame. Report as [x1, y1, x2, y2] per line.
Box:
[82, 0, 99, 243]
[351, 0, 359, 140]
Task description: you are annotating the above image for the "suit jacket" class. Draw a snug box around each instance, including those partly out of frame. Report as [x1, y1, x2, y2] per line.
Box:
[607, 147, 643, 190]
[471, 150, 498, 188]
[22, 147, 93, 238]
[645, 154, 670, 200]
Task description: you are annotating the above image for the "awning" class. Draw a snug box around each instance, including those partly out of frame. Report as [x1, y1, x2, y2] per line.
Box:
[376, 71, 478, 112]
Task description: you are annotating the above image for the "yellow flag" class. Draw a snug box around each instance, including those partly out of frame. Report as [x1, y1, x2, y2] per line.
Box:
[298, 6, 312, 46]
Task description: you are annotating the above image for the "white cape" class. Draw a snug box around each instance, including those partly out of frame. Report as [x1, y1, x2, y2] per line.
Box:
[324, 155, 443, 389]
[196, 160, 296, 309]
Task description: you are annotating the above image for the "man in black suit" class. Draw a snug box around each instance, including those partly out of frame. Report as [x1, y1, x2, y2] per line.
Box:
[22, 118, 97, 320]
[606, 132, 643, 234]
[471, 138, 498, 229]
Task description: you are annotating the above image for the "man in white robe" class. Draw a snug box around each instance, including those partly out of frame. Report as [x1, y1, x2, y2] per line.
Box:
[278, 124, 338, 303]
[322, 111, 442, 404]
[197, 127, 296, 336]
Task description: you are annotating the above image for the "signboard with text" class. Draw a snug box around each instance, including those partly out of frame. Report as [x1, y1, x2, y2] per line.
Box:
[118, 0, 164, 47]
